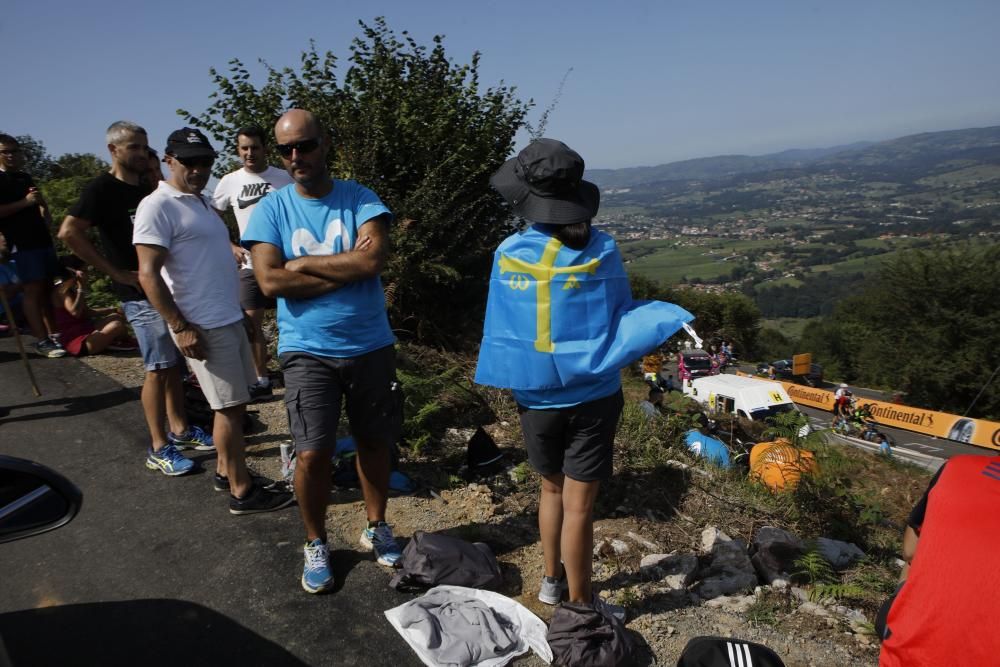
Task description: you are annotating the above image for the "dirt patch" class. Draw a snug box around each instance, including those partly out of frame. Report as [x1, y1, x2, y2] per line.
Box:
[81, 351, 885, 666]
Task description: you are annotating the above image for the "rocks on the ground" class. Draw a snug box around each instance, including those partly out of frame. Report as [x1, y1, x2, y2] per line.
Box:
[696, 526, 759, 600]
[790, 586, 810, 603]
[797, 601, 831, 617]
[627, 530, 661, 552]
[832, 604, 868, 625]
[639, 553, 699, 591]
[700, 526, 732, 553]
[704, 593, 758, 613]
[594, 537, 631, 559]
[816, 537, 866, 570]
[751, 525, 807, 585]
[443, 427, 477, 446]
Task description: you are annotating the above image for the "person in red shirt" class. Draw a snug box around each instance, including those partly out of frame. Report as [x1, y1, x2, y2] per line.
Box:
[878, 455, 1000, 666]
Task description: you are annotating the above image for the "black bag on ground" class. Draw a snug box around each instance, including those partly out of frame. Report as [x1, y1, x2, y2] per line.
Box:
[676, 636, 786, 667]
[184, 384, 215, 430]
[388, 530, 502, 592]
[546, 601, 635, 667]
[183, 378, 258, 433]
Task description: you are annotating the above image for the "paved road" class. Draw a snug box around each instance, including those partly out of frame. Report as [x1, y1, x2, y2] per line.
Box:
[0, 337, 421, 667]
[794, 404, 985, 471]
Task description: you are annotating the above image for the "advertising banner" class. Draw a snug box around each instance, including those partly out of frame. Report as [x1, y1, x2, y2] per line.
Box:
[736, 372, 1000, 451]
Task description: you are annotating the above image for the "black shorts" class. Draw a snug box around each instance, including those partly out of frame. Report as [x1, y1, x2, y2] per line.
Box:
[280, 345, 403, 453]
[518, 389, 624, 482]
[240, 268, 275, 311]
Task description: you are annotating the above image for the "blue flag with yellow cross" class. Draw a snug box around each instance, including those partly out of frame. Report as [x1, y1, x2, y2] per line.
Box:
[475, 226, 694, 390]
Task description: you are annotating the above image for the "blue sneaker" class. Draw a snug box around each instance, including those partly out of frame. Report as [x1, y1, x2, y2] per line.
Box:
[168, 425, 215, 451]
[302, 538, 334, 594]
[145, 443, 195, 476]
[360, 522, 402, 567]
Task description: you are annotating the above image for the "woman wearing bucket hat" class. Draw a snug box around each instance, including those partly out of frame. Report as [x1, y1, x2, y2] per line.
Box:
[476, 139, 693, 616]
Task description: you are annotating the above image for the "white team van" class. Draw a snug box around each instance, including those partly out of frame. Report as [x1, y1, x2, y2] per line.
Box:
[683, 375, 812, 437]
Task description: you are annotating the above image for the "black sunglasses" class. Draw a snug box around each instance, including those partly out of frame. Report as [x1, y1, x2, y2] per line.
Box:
[169, 155, 214, 168]
[275, 138, 320, 158]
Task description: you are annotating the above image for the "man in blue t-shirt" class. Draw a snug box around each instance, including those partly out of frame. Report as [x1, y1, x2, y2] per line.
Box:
[242, 109, 402, 594]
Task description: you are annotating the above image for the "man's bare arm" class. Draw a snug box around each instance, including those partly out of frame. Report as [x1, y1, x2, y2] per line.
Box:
[136, 244, 186, 331]
[284, 214, 389, 282]
[0, 200, 32, 218]
[251, 242, 341, 299]
[0, 188, 43, 218]
[136, 243, 204, 359]
[59, 216, 141, 289]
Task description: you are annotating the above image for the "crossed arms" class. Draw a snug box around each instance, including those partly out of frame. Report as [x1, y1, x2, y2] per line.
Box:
[251, 214, 390, 300]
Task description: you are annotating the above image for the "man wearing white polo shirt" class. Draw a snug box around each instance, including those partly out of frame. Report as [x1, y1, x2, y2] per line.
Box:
[134, 127, 293, 515]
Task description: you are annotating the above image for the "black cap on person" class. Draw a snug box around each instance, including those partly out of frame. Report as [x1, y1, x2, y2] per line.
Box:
[165, 127, 217, 159]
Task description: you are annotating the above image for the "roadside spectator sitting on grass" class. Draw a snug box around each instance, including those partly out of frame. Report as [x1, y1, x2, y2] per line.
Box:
[50, 257, 135, 356]
[639, 388, 664, 420]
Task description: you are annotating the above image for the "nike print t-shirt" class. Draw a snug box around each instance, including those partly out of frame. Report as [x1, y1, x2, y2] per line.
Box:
[212, 165, 293, 268]
[241, 179, 395, 358]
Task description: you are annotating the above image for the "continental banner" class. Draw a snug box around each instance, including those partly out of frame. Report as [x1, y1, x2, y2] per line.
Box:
[735, 372, 1000, 451]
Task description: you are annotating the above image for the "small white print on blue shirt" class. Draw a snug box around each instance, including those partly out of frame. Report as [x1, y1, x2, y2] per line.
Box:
[241, 179, 396, 358]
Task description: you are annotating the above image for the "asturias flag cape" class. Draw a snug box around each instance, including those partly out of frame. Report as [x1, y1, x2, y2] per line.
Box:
[475, 227, 693, 390]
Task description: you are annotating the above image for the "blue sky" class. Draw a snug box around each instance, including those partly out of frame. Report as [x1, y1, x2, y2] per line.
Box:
[3, 0, 999, 169]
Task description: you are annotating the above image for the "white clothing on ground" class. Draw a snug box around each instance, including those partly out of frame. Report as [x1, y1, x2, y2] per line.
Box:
[384, 585, 552, 667]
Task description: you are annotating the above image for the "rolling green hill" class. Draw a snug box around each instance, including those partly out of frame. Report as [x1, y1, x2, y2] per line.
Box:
[589, 125, 1000, 190]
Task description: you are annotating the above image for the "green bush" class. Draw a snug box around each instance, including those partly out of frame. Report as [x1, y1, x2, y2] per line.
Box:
[178, 18, 531, 349]
[616, 402, 691, 470]
[395, 344, 490, 455]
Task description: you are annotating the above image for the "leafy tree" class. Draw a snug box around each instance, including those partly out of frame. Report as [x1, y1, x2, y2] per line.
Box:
[178, 18, 531, 346]
[803, 242, 1000, 418]
[755, 327, 793, 361]
[41, 153, 109, 226]
[627, 274, 762, 354]
[52, 153, 109, 180]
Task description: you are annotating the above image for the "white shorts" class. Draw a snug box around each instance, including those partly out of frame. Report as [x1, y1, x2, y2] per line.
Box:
[173, 320, 256, 410]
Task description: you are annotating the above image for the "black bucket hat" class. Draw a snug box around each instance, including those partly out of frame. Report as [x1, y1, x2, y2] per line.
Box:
[490, 138, 599, 225]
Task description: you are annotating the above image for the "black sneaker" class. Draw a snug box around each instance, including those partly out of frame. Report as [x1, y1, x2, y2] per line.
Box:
[229, 482, 296, 515]
[34, 337, 67, 358]
[214, 469, 289, 493]
[249, 382, 275, 403]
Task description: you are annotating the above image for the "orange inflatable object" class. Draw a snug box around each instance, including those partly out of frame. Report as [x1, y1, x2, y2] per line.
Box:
[749, 440, 818, 492]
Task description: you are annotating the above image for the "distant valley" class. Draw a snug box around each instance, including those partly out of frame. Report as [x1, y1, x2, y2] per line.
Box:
[587, 125, 1000, 318]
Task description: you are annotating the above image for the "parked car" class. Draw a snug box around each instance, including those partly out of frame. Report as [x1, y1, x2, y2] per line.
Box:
[677, 348, 718, 381]
[756, 359, 824, 387]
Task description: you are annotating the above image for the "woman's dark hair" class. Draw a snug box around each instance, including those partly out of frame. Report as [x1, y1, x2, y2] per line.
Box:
[544, 221, 592, 250]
